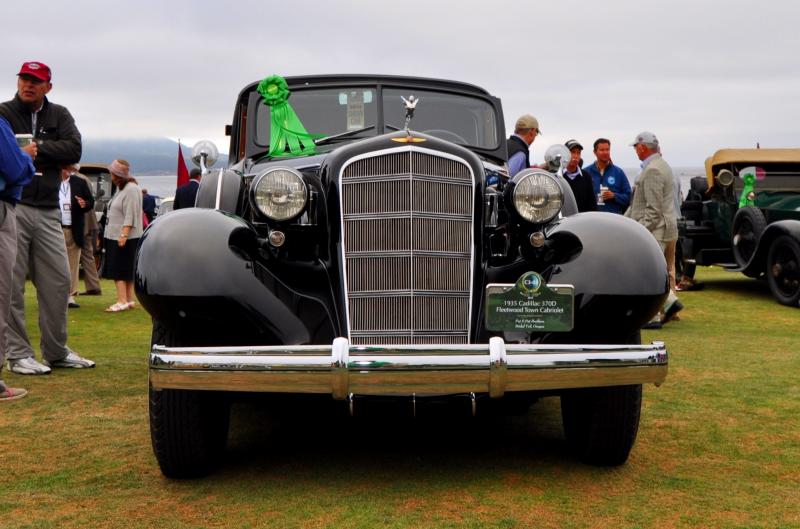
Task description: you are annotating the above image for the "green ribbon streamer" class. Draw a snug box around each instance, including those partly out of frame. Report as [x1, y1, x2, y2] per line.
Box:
[739, 172, 756, 207]
[257, 75, 320, 158]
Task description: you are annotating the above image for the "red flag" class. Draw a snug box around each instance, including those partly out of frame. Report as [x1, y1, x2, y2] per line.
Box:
[176, 141, 189, 188]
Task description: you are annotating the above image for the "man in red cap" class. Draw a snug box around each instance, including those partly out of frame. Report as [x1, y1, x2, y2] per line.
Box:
[0, 61, 95, 375]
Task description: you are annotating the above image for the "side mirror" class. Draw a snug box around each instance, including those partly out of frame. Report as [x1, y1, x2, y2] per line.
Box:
[192, 140, 219, 174]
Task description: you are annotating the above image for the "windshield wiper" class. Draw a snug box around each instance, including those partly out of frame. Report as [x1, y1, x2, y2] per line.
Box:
[314, 125, 375, 146]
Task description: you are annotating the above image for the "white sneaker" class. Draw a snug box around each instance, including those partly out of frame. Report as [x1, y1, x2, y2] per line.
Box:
[8, 357, 52, 375]
[43, 351, 96, 369]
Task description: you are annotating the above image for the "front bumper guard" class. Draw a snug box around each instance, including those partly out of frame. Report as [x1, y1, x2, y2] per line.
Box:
[150, 337, 667, 398]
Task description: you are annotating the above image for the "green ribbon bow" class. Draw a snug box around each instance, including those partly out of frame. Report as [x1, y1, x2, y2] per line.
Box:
[257, 75, 319, 158]
[739, 172, 756, 208]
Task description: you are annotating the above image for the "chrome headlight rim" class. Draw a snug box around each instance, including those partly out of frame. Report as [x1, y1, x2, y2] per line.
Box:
[716, 169, 735, 187]
[250, 167, 308, 221]
[510, 169, 564, 224]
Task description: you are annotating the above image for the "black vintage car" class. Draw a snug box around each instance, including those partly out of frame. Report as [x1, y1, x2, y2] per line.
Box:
[135, 75, 669, 478]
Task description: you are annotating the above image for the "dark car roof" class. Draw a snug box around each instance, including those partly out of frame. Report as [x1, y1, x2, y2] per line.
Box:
[78, 163, 110, 175]
[241, 74, 494, 97]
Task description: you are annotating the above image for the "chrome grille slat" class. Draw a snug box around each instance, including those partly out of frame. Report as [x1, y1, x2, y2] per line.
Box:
[341, 148, 474, 345]
[347, 256, 411, 292]
[413, 180, 472, 216]
[342, 180, 410, 215]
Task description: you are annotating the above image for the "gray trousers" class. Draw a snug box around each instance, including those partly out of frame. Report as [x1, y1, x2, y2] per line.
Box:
[80, 228, 102, 293]
[5, 204, 71, 362]
[0, 202, 18, 374]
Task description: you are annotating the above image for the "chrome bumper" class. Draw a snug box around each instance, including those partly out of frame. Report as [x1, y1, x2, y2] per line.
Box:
[150, 337, 667, 398]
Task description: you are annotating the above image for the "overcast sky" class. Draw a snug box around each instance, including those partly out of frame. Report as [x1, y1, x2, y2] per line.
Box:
[3, 0, 799, 167]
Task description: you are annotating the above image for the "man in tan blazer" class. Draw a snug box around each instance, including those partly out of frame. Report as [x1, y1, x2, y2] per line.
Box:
[625, 131, 682, 327]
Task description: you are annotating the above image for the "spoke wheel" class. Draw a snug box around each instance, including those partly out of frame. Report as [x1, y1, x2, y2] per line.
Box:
[766, 235, 800, 307]
[732, 206, 767, 266]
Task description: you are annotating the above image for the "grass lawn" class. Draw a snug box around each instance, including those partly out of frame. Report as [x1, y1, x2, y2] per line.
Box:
[1, 268, 798, 528]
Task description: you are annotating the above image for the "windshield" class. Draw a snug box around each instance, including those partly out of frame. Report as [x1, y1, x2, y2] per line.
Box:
[382, 88, 498, 149]
[255, 87, 378, 148]
[253, 85, 498, 150]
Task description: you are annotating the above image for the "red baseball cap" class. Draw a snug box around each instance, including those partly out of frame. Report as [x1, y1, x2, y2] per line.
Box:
[17, 61, 51, 82]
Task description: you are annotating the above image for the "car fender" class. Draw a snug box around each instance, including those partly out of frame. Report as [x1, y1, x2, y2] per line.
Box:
[134, 208, 309, 344]
[744, 219, 800, 277]
[548, 212, 669, 297]
[480, 212, 669, 341]
[195, 169, 243, 212]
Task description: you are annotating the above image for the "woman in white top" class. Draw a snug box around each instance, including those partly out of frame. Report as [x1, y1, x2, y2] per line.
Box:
[103, 159, 143, 312]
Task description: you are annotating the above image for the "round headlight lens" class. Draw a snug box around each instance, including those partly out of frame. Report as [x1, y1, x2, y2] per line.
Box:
[252, 168, 307, 220]
[512, 170, 563, 223]
[716, 169, 735, 187]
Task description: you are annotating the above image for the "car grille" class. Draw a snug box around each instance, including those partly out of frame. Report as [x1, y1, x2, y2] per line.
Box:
[340, 148, 474, 345]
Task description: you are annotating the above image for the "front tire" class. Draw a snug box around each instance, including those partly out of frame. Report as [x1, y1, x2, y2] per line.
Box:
[560, 385, 642, 466]
[560, 331, 642, 466]
[149, 320, 230, 479]
[766, 235, 800, 307]
[732, 206, 767, 267]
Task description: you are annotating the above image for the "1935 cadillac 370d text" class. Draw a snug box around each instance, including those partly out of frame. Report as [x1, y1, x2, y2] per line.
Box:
[134, 75, 669, 478]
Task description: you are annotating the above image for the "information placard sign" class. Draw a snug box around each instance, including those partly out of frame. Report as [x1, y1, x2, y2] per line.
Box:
[485, 272, 574, 332]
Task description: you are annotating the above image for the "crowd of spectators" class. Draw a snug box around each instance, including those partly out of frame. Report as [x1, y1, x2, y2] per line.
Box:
[507, 115, 683, 329]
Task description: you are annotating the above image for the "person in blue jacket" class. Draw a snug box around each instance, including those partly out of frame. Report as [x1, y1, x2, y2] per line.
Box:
[0, 116, 35, 401]
[583, 138, 631, 214]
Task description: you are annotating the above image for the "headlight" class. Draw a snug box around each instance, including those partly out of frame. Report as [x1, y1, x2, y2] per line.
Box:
[512, 169, 563, 223]
[251, 167, 307, 220]
[716, 169, 734, 187]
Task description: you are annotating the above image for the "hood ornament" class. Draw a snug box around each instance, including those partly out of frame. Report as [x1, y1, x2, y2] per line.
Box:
[391, 95, 427, 143]
[401, 95, 419, 134]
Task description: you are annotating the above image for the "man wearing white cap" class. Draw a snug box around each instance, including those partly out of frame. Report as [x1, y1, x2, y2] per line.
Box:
[506, 114, 540, 177]
[0, 61, 95, 374]
[625, 131, 682, 327]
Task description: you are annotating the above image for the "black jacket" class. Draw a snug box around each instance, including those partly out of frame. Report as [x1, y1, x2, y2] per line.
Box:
[506, 135, 530, 169]
[0, 95, 82, 208]
[142, 192, 157, 222]
[66, 174, 94, 247]
[564, 168, 598, 213]
[173, 179, 200, 210]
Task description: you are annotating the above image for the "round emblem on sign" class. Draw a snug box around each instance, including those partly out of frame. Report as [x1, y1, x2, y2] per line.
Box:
[518, 271, 543, 295]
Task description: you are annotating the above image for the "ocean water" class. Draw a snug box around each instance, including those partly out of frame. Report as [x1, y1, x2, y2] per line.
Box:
[136, 175, 181, 199]
[625, 167, 705, 197]
[137, 166, 706, 202]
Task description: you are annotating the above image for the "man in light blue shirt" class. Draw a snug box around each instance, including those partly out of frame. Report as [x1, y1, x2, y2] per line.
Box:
[506, 114, 540, 177]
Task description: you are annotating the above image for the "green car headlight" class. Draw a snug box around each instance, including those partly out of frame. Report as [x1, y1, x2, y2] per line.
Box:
[251, 167, 307, 221]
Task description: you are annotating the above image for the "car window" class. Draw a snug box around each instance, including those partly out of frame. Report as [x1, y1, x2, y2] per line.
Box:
[382, 88, 498, 149]
[255, 87, 378, 147]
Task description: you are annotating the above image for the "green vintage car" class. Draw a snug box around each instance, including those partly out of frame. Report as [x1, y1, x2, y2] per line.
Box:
[680, 148, 800, 306]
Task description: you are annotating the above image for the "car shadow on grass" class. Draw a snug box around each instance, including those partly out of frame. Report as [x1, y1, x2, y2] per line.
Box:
[699, 275, 774, 301]
[220, 395, 579, 481]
